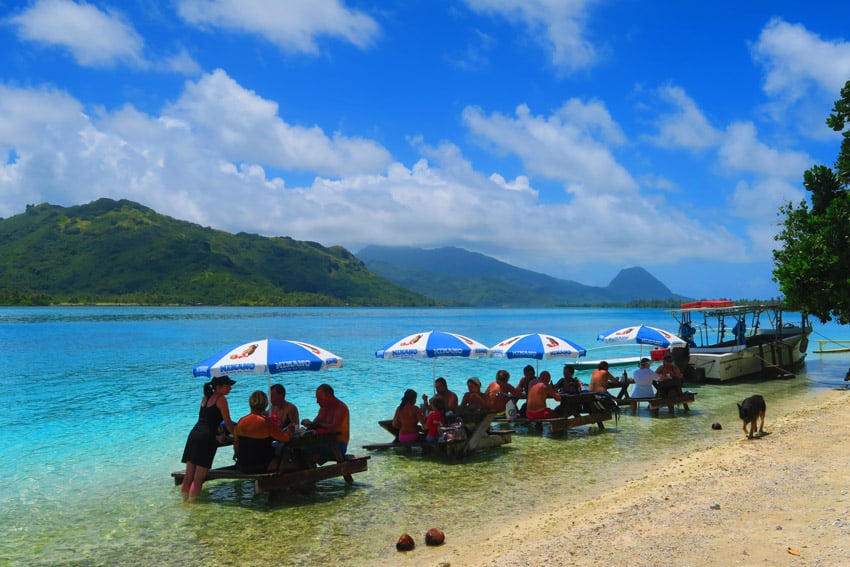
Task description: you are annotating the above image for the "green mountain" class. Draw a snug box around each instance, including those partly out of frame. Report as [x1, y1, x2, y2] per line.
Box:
[356, 245, 689, 307]
[0, 199, 433, 306]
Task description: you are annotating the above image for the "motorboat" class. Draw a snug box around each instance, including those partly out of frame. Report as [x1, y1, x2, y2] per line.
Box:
[668, 301, 811, 382]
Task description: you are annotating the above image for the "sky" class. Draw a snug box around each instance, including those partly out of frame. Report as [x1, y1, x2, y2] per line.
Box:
[2, 0, 850, 300]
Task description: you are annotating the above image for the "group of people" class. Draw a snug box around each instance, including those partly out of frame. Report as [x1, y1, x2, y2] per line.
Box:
[180, 378, 350, 503]
[180, 356, 684, 502]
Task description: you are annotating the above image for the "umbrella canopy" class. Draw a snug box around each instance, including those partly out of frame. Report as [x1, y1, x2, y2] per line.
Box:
[193, 338, 343, 378]
[375, 331, 490, 359]
[375, 331, 489, 380]
[490, 333, 587, 360]
[596, 325, 686, 348]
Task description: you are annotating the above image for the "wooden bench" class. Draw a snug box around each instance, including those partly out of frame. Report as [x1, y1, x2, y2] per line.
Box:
[364, 413, 511, 458]
[626, 392, 696, 416]
[171, 432, 369, 498]
[493, 411, 612, 435]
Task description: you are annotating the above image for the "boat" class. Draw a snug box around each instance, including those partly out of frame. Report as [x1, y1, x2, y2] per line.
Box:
[571, 344, 670, 371]
[812, 340, 850, 354]
[668, 302, 811, 382]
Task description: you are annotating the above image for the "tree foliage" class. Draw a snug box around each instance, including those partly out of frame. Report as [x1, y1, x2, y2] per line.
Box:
[773, 79, 850, 323]
[0, 199, 433, 307]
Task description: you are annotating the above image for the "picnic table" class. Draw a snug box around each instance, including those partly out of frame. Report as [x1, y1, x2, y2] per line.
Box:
[613, 380, 697, 416]
[493, 392, 614, 435]
[362, 412, 512, 459]
[171, 432, 369, 499]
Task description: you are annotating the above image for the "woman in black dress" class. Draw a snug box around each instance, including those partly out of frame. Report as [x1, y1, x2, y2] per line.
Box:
[180, 375, 236, 503]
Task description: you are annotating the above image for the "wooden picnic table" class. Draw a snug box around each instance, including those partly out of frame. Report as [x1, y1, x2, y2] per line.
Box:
[605, 378, 696, 416]
[494, 392, 614, 435]
[363, 412, 511, 458]
[171, 432, 369, 498]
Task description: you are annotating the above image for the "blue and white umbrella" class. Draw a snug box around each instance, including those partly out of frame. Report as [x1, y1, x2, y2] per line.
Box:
[490, 333, 587, 369]
[375, 331, 490, 379]
[193, 339, 343, 392]
[596, 325, 685, 348]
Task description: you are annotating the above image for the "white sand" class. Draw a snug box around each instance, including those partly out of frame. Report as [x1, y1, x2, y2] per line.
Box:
[382, 389, 850, 566]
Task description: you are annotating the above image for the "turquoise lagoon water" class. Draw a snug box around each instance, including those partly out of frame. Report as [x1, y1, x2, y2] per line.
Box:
[2, 306, 849, 566]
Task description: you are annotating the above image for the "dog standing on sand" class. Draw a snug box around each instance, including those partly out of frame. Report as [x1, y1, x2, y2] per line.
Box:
[737, 394, 766, 438]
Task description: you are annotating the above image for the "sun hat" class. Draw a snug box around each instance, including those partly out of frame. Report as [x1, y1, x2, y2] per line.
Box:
[468, 377, 481, 387]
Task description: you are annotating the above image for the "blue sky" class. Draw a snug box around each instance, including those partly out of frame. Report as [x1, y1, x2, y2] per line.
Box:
[2, 0, 850, 300]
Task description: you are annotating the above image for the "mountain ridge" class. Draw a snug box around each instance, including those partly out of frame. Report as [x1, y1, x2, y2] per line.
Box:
[356, 245, 691, 307]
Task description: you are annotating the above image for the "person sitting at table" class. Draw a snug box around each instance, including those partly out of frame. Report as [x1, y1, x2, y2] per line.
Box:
[555, 364, 583, 395]
[233, 390, 292, 473]
[631, 358, 657, 398]
[526, 370, 561, 419]
[516, 364, 538, 398]
[589, 361, 620, 393]
[460, 376, 489, 411]
[301, 384, 350, 464]
[485, 369, 520, 413]
[269, 383, 299, 433]
[393, 389, 423, 443]
[654, 354, 684, 398]
[422, 376, 459, 417]
[423, 396, 446, 442]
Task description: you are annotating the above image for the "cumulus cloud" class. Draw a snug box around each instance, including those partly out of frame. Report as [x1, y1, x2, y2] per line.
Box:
[9, 0, 146, 68]
[176, 0, 380, 53]
[166, 69, 392, 176]
[461, 100, 636, 194]
[0, 71, 746, 278]
[650, 85, 722, 151]
[462, 0, 599, 73]
[718, 122, 811, 178]
[751, 18, 850, 137]
[752, 18, 850, 105]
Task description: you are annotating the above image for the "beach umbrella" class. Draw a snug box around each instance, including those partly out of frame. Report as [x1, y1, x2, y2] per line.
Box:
[490, 333, 587, 371]
[375, 331, 490, 379]
[596, 325, 686, 348]
[192, 338, 343, 392]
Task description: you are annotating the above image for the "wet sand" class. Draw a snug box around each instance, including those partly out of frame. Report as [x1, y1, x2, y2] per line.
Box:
[383, 389, 850, 566]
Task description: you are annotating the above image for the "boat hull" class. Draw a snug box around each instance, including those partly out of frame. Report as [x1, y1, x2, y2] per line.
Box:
[688, 333, 808, 382]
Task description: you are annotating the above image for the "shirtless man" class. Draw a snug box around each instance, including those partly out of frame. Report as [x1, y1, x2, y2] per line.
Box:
[516, 365, 538, 398]
[301, 384, 350, 464]
[485, 369, 519, 413]
[269, 383, 299, 433]
[589, 361, 620, 392]
[655, 354, 683, 398]
[422, 377, 459, 415]
[555, 364, 582, 395]
[526, 370, 561, 419]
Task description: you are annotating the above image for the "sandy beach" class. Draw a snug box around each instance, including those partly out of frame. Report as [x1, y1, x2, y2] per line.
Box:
[384, 388, 850, 567]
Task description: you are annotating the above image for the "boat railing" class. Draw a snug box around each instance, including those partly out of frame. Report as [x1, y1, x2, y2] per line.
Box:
[812, 339, 850, 353]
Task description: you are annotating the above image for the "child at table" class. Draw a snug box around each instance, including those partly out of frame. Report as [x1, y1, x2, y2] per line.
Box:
[424, 397, 446, 442]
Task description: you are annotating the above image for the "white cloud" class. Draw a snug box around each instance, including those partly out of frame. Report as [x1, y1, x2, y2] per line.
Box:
[0, 73, 745, 285]
[752, 18, 850, 105]
[462, 0, 599, 73]
[165, 69, 392, 176]
[718, 122, 811, 178]
[9, 0, 146, 68]
[461, 100, 636, 194]
[176, 0, 380, 54]
[650, 85, 722, 150]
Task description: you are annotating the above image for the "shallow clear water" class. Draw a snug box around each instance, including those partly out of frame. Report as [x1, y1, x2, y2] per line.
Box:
[2, 306, 848, 566]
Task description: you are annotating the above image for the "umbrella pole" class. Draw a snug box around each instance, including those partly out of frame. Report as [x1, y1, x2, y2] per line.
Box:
[432, 358, 436, 381]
